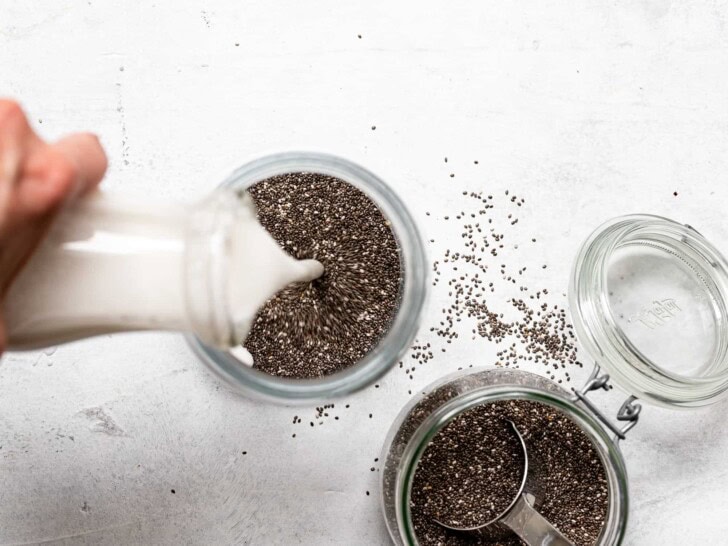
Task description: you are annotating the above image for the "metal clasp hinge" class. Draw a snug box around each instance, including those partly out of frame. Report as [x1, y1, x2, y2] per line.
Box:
[571, 365, 642, 443]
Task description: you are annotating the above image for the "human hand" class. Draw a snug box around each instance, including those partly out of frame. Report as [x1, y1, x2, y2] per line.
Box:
[0, 99, 108, 352]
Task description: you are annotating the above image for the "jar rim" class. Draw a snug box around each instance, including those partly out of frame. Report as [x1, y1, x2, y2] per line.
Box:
[389, 374, 629, 546]
[187, 151, 428, 404]
[570, 214, 728, 408]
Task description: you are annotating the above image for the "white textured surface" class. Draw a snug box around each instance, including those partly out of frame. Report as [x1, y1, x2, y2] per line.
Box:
[2, 1, 728, 544]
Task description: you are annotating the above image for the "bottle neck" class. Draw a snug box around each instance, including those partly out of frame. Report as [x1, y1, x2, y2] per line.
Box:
[184, 190, 238, 347]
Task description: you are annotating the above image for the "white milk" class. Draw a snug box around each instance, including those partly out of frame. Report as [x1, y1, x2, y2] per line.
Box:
[4, 191, 322, 350]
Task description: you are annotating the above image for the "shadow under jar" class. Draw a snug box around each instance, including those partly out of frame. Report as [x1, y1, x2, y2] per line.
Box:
[381, 214, 728, 545]
[186, 152, 427, 404]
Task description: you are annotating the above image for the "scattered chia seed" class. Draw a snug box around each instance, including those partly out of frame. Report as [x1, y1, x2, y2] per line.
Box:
[407, 186, 582, 384]
[245, 172, 402, 378]
[411, 400, 609, 546]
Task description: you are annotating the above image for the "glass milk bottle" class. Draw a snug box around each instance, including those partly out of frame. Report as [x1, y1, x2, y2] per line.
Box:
[3, 187, 323, 350]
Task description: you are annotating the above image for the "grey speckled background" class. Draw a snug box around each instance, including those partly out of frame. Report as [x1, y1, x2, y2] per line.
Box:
[2, 1, 728, 544]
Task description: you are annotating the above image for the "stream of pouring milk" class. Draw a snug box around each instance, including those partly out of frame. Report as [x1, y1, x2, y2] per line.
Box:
[227, 193, 323, 357]
[4, 191, 323, 350]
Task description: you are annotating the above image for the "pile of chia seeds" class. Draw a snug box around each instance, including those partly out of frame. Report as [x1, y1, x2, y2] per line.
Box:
[410, 400, 609, 546]
[402, 187, 583, 391]
[245, 172, 401, 378]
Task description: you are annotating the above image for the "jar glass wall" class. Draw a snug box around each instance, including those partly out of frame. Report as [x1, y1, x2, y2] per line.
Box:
[186, 152, 428, 404]
[380, 368, 629, 546]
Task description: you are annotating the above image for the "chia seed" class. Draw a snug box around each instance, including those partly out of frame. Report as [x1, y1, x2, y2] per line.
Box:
[245, 172, 402, 378]
[411, 413, 525, 528]
[409, 187, 582, 383]
[410, 400, 609, 546]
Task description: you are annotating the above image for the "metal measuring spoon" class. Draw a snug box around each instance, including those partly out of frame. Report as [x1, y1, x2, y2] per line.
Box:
[435, 420, 574, 546]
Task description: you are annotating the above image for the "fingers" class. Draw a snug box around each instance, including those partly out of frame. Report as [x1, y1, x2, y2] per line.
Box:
[0, 100, 41, 181]
[0, 100, 35, 216]
[0, 102, 24, 182]
[17, 133, 108, 217]
[0, 100, 33, 164]
[52, 133, 108, 194]
[0, 101, 107, 203]
[19, 148, 80, 216]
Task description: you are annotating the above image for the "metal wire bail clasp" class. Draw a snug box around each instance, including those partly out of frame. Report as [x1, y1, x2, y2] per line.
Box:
[572, 365, 642, 442]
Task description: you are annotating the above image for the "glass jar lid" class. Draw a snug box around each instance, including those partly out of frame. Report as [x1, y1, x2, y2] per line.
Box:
[570, 214, 728, 408]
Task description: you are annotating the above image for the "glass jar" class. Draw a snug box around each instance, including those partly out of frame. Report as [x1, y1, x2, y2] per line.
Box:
[381, 213, 728, 545]
[380, 368, 629, 546]
[187, 152, 428, 404]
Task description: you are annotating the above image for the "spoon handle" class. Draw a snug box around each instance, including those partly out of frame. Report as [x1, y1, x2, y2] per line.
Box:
[500, 494, 574, 546]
